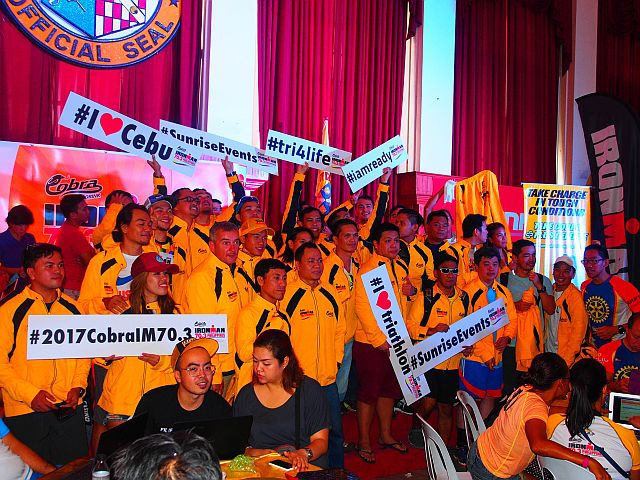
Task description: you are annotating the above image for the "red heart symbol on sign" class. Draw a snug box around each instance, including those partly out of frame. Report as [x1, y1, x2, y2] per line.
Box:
[376, 291, 392, 310]
[100, 113, 123, 136]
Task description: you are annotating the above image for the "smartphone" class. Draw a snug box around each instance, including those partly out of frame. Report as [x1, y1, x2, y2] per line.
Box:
[269, 459, 293, 471]
[54, 402, 76, 422]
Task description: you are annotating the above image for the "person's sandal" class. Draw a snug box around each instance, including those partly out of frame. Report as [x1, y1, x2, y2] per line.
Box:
[378, 440, 408, 453]
[355, 446, 376, 463]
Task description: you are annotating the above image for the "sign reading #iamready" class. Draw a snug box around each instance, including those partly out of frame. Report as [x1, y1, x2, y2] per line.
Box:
[59, 92, 199, 176]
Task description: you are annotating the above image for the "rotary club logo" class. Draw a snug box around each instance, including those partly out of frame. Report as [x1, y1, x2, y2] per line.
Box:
[2, 0, 180, 68]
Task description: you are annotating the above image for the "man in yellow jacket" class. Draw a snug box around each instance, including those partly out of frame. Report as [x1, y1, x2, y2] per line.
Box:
[235, 259, 290, 393]
[236, 218, 275, 306]
[352, 223, 413, 463]
[451, 214, 488, 288]
[0, 244, 90, 465]
[284, 242, 346, 468]
[395, 208, 428, 302]
[184, 222, 247, 397]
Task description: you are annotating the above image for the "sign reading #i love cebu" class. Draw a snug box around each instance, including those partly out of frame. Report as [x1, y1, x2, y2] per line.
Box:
[2, 0, 180, 68]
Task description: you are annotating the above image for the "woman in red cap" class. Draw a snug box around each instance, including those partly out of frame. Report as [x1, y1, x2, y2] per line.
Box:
[95, 253, 180, 433]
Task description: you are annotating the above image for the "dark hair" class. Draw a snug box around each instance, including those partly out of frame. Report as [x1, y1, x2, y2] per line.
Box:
[434, 253, 458, 270]
[23, 243, 62, 272]
[485, 222, 505, 246]
[60, 194, 86, 218]
[299, 206, 323, 223]
[370, 222, 399, 243]
[170, 187, 191, 200]
[192, 188, 210, 196]
[253, 329, 304, 393]
[294, 241, 319, 262]
[211, 198, 222, 206]
[254, 259, 288, 291]
[105, 190, 133, 208]
[427, 209, 450, 224]
[397, 208, 423, 227]
[111, 431, 221, 480]
[584, 244, 609, 260]
[6, 205, 34, 226]
[326, 207, 349, 231]
[520, 352, 568, 391]
[474, 246, 500, 265]
[282, 227, 313, 264]
[565, 358, 607, 437]
[390, 205, 406, 215]
[462, 214, 487, 238]
[112, 204, 149, 243]
[129, 272, 177, 315]
[356, 194, 374, 205]
[209, 221, 238, 241]
[512, 239, 535, 257]
[331, 218, 358, 237]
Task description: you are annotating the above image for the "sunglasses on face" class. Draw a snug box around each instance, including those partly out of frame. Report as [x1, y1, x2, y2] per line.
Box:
[438, 267, 459, 274]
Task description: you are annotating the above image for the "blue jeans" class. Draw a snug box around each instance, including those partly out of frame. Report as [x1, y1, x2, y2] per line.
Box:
[336, 340, 353, 402]
[322, 383, 344, 468]
[467, 441, 521, 480]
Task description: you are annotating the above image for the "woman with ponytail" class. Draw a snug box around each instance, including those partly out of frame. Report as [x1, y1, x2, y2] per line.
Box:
[468, 352, 610, 480]
[548, 358, 640, 479]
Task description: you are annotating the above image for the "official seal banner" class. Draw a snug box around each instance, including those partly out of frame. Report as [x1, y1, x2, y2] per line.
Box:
[2, 0, 180, 68]
[361, 265, 430, 404]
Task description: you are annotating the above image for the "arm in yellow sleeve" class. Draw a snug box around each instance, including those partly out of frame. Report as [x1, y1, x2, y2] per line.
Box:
[0, 316, 40, 407]
[92, 203, 122, 248]
[472, 336, 495, 364]
[406, 293, 425, 340]
[335, 297, 346, 364]
[503, 290, 518, 340]
[235, 309, 257, 364]
[153, 175, 167, 195]
[557, 292, 588, 367]
[78, 255, 111, 314]
[70, 359, 92, 390]
[359, 183, 389, 241]
[354, 276, 387, 347]
[150, 355, 173, 374]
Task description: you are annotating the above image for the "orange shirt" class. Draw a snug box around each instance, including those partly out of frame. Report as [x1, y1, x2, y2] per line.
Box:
[476, 387, 549, 477]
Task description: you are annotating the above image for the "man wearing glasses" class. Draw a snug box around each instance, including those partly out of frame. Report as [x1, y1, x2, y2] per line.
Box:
[133, 337, 231, 434]
[581, 244, 640, 348]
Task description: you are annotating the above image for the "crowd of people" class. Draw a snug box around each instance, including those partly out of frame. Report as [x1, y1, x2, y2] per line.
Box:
[0, 156, 639, 479]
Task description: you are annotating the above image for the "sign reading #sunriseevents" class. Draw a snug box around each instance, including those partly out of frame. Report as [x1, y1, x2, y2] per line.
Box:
[2, 0, 180, 68]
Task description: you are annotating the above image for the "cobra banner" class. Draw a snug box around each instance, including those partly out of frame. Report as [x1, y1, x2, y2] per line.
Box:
[577, 93, 640, 285]
[523, 183, 591, 286]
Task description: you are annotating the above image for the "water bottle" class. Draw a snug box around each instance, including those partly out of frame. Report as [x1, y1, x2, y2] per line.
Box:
[92, 454, 110, 479]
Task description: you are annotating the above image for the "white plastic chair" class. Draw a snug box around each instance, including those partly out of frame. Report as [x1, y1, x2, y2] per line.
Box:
[456, 390, 486, 446]
[538, 456, 595, 479]
[416, 413, 472, 480]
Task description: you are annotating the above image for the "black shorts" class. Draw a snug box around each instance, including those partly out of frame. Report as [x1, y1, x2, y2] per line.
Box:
[425, 368, 459, 404]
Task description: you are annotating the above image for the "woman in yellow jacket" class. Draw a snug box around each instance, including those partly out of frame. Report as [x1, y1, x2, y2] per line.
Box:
[97, 253, 179, 429]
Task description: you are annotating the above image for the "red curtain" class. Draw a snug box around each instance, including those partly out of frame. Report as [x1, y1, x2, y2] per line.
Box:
[597, 0, 640, 114]
[0, 2, 203, 148]
[452, 0, 571, 186]
[256, 0, 413, 227]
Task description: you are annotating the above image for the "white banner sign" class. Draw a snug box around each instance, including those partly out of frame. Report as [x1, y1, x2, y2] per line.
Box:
[341, 135, 409, 192]
[408, 298, 509, 378]
[265, 130, 351, 175]
[27, 314, 228, 360]
[160, 120, 279, 176]
[59, 92, 199, 176]
[362, 265, 430, 404]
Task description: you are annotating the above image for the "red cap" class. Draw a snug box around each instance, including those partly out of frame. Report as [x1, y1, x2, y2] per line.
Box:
[131, 252, 179, 279]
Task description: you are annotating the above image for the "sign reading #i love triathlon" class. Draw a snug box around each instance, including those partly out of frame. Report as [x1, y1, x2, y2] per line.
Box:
[59, 91, 199, 176]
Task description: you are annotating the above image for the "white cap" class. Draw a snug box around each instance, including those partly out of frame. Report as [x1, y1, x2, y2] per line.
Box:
[554, 255, 575, 269]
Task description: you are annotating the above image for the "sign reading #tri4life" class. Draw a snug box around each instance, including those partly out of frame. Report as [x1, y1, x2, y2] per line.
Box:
[2, 0, 181, 68]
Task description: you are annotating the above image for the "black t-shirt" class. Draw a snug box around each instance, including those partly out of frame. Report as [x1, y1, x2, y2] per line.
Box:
[424, 240, 445, 256]
[134, 384, 232, 434]
[232, 376, 330, 467]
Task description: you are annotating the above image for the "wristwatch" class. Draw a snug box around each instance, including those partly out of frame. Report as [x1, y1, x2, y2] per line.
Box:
[304, 447, 313, 461]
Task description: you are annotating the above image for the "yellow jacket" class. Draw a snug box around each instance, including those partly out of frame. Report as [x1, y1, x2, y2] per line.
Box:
[550, 283, 588, 367]
[0, 288, 91, 417]
[400, 237, 431, 300]
[234, 295, 291, 392]
[358, 182, 390, 241]
[92, 203, 123, 251]
[406, 285, 471, 370]
[514, 288, 544, 371]
[354, 252, 410, 347]
[78, 244, 155, 315]
[462, 277, 517, 365]
[450, 239, 478, 288]
[321, 250, 360, 342]
[184, 254, 246, 380]
[283, 278, 346, 386]
[98, 301, 175, 416]
[236, 249, 270, 306]
[422, 241, 457, 280]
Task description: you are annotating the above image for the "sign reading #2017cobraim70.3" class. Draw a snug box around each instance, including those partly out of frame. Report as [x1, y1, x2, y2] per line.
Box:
[2, 0, 180, 68]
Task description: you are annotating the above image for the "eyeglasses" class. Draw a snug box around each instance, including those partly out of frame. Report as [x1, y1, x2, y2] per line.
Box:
[182, 364, 215, 377]
[581, 258, 604, 265]
[176, 196, 197, 203]
[438, 267, 459, 274]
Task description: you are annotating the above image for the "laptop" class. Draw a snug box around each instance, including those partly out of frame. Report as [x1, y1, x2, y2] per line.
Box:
[171, 415, 253, 460]
[608, 392, 640, 431]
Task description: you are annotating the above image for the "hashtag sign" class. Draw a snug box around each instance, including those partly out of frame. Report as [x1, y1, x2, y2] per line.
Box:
[74, 104, 91, 125]
[30, 330, 40, 344]
[369, 276, 384, 293]
[410, 354, 418, 370]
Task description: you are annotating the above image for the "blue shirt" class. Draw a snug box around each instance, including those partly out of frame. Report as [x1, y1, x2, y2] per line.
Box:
[0, 229, 35, 269]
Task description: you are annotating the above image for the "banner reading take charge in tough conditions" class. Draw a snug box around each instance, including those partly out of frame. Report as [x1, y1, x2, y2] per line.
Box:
[362, 266, 429, 405]
[408, 298, 509, 378]
[27, 314, 228, 360]
[523, 184, 591, 286]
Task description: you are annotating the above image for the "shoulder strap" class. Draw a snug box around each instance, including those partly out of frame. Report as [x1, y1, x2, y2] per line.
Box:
[286, 288, 306, 319]
[580, 429, 629, 478]
[8, 298, 35, 360]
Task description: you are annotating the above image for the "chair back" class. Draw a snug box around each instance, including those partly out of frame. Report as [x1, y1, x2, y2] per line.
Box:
[416, 413, 465, 480]
[457, 390, 486, 445]
[538, 456, 595, 479]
